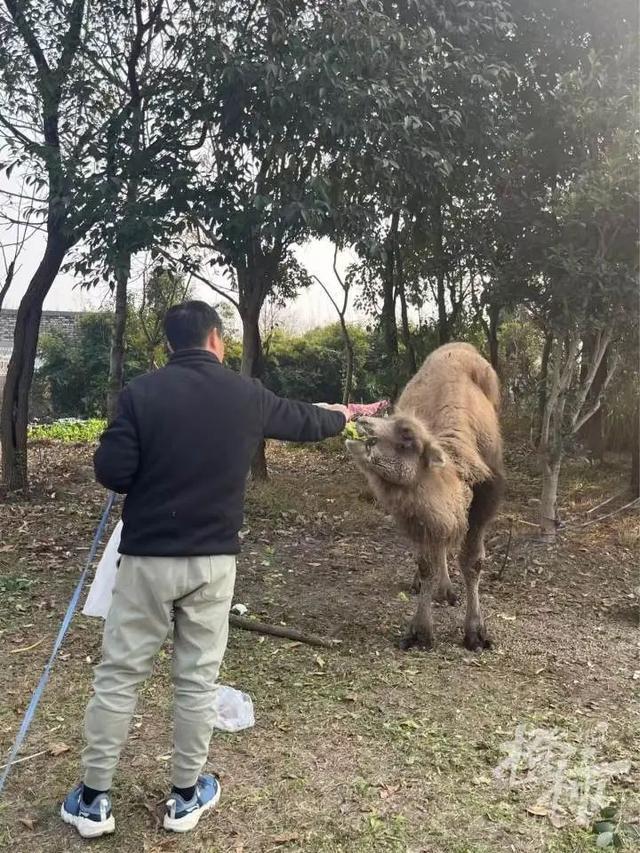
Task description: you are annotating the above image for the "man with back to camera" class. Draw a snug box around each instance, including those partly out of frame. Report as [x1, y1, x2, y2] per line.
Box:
[61, 300, 350, 838]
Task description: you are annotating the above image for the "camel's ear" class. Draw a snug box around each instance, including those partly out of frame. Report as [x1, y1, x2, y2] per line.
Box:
[393, 417, 424, 451]
[424, 439, 446, 468]
[394, 418, 446, 467]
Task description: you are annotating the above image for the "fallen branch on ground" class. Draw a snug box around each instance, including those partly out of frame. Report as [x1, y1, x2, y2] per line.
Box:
[9, 637, 45, 654]
[495, 518, 514, 581]
[229, 614, 339, 648]
[586, 490, 626, 515]
[0, 749, 48, 771]
[580, 497, 640, 528]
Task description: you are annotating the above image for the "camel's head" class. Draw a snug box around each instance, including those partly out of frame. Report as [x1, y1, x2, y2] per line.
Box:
[345, 413, 446, 486]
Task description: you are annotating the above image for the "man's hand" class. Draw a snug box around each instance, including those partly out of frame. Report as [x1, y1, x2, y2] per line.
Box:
[314, 402, 352, 421]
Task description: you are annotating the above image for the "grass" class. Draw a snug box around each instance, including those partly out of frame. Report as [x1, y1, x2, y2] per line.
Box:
[0, 440, 638, 852]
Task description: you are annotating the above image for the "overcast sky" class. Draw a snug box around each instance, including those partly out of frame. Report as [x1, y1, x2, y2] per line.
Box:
[2, 216, 364, 332]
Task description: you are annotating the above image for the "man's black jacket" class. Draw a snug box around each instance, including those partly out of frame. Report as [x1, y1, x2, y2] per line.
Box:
[94, 349, 345, 556]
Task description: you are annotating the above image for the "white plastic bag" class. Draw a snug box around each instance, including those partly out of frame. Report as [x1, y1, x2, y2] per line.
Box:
[213, 685, 255, 732]
[82, 520, 122, 618]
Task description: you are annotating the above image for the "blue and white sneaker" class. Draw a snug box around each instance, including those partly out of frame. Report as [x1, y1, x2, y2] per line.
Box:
[60, 784, 115, 838]
[163, 774, 221, 833]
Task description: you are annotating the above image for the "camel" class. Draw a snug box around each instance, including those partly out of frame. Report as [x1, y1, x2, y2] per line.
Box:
[346, 343, 504, 651]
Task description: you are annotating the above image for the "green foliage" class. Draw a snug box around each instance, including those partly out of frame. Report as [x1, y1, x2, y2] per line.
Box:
[28, 418, 106, 443]
[262, 324, 383, 403]
[33, 316, 396, 421]
[34, 313, 148, 419]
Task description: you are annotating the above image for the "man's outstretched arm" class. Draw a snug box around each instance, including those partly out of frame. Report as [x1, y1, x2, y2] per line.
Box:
[258, 383, 350, 442]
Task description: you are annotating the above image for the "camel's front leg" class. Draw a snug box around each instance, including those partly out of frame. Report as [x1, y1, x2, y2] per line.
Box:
[400, 549, 441, 650]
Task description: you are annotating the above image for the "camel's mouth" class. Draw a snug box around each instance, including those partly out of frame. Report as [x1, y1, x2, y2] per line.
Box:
[354, 417, 377, 439]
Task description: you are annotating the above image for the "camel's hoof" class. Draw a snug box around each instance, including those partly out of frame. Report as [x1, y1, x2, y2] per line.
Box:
[399, 629, 433, 651]
[463, 627, 493, 652]
[433, 586, 459, 606]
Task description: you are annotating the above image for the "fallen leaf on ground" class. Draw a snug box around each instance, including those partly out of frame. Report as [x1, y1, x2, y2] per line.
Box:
[271, 834, 299, 845]
[379, 784, 400, 799]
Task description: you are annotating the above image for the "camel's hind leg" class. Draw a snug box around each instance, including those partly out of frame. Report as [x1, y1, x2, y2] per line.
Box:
[460, 475, 503, 651]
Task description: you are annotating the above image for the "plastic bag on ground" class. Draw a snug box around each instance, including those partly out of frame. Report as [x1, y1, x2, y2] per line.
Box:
[213, 685, 255, 732]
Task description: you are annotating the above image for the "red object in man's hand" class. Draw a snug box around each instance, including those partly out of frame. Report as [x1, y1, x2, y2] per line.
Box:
[346, 400, 390, 418]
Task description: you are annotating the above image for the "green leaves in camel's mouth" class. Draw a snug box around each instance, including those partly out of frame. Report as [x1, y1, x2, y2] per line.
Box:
[343, 421, 362, 440]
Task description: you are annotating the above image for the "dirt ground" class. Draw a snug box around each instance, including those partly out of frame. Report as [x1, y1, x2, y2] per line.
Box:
[0, 437, 638, 853]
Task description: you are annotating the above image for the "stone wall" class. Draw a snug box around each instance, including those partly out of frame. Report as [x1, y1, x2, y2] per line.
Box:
[0, 309, 86, 364]
[0, 309, 87, 406]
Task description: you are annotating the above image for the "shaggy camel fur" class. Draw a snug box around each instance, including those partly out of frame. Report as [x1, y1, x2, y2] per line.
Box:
[346, 342, 504, 651]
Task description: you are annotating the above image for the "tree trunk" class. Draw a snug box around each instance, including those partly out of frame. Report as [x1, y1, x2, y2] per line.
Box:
[340, 323, 355, 406]
[107, 259, 130, 422]
[631, 407, 639, 497]
[382, 211, 400, 397]
[539, 454, 562, 543]
[0, 238, 67, 491]
[381, 268, 398, 364]
[577, 347, 607, 462]
[397, 272, 417, 377]
[240, 296, 268, 480]
[535, 333, 553, 447]
[486, 303, 500, 374]
[436, 271, 448, 346]
[433, 201, 449, 346]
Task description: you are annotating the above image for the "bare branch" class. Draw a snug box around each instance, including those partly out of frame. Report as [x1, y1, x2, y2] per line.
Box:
[156, 246, 239, 310]
[311, 274, 342, 318]
[0, 112, 42, 151]
[0, 257, 15, 311]
[3, 0, 51, 76]
[572, 348, 619, 434]
[332, 242, 350, 316]
[313, 242, 355, 404]
[570, 326, 613, 430]
[56, 0, 87, 82]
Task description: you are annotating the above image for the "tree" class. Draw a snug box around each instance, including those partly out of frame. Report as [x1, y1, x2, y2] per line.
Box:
[334, 0, 512, 391]
[0, 0, 211, 488]
[311, 245, 355, 405]
[181, 0, 485, 472]
[135, 266, 191, 370]
[533, 55, 638, 540]
[71, 0, 210, 420]
[0, 0, 90, 490]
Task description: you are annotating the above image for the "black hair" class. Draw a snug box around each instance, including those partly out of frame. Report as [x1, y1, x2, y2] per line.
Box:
[163, 301, 223, 351]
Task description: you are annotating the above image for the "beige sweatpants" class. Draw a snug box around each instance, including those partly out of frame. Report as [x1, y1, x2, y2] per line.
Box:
[82, 553, 236, 791]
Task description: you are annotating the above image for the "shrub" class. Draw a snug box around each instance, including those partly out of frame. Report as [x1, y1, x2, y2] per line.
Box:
[28, 418, 106, 443]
